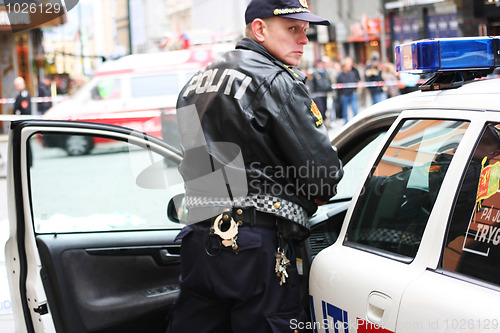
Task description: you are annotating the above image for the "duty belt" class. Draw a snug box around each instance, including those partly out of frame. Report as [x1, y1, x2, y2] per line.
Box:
[231, 207, 277, 228]
[185, 194, 310, 229]
[202, 207, 278, 252]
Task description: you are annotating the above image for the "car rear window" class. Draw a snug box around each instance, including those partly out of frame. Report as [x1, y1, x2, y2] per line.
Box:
[442, 122, 500, 286]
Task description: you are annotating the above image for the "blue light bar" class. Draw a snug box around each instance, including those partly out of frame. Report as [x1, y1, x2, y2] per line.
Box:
[395, 37, 499, 73]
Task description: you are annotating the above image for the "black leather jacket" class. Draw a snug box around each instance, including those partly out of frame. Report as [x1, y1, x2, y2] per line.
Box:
[177, 38, 343, 228]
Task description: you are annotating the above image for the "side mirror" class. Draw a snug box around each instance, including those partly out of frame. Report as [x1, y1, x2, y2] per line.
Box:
[167, 194, 185, 223]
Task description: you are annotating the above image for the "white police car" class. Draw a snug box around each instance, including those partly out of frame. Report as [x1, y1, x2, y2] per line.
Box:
[4, 37, 500, 333]
[309, 37, 500, 333]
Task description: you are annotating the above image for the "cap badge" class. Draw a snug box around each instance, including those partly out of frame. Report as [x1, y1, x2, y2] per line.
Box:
[299, 0, 309, 9]
[273, 7, 310, 16]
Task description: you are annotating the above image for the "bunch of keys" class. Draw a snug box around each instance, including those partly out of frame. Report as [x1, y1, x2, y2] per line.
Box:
[275, 249, 291, 285]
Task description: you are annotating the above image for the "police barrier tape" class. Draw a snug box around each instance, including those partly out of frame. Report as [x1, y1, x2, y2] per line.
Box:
[0, 79, 420, 105]
[1, 74, 498, 105]
[308, 79, 425, 98]
[320, 73, 500, 91]
[330, 79, 425, 90]
[328, 73, 500, 90]
[0, 95, 68, 105]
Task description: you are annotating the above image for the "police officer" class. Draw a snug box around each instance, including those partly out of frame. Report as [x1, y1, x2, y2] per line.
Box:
[167, 0, 342, 332]
[310, 58, 333, 121]
[37, 77, 52, 114]
[13, 76, 31, 115]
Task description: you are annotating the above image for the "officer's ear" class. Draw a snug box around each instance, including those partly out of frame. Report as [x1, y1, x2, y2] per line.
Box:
[251, 19, 266, 43]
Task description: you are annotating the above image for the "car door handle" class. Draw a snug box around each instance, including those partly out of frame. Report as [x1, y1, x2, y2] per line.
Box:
[159, 248, 181, 264]
[367, 291, 392, 325]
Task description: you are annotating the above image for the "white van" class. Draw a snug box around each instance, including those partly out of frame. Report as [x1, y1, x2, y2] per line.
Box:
[42, 44, 233, 155]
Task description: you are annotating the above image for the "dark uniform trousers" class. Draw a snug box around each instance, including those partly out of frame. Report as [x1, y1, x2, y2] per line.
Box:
[166, 222, 308, 333]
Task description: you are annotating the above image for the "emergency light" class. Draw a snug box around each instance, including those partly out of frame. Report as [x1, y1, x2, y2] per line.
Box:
[395, 37, 500, 90]
[395, 37, 500, 73]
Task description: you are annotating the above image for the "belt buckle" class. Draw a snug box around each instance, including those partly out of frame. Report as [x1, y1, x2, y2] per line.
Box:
[212, 212, 239, 250]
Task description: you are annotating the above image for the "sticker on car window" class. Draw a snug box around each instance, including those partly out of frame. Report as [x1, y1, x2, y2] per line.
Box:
[476, 157, 500, 208]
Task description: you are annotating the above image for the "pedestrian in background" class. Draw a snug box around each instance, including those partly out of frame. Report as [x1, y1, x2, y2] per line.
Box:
[13, 76, 33, 166]
[382, 62, 400, 98]
[364, 57, 387, 105]
[168, 0, 343, 331]
[337, 57, 360, 122]
[330, 59, 344, 121]
[13, 76, 31, 115]
[37, 77, 52, 114]
[310, 58, 333, 121]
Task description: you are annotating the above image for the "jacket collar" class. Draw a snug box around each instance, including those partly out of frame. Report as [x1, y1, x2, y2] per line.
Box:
[236, 38, 307, 83]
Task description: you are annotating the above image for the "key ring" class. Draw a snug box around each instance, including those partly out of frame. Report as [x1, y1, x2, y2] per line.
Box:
[205, 232, 222, 257]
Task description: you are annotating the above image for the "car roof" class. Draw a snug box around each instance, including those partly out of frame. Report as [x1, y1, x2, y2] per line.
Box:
[94, 44, 235, 76]
[94, 50, 205, 76]
[366, 76, 500, 114]
[331, 76, 500, 158]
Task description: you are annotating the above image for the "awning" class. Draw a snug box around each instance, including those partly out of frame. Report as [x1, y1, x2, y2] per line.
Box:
[0, 3, 67, 32]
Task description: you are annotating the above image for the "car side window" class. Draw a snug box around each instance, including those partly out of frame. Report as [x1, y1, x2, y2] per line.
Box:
[130, 73, 179, 98]
[346, 119, 469, 259]
[442, 123, 500, 285]
[29, 133, 184, 233]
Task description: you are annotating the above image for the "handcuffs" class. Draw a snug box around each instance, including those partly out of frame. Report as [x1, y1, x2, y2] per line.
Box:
[205, 210, 240, 256]
[205, 209, 292, 285]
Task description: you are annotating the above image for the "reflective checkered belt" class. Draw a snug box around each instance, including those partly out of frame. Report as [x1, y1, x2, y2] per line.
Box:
[185, 194, 310, 229]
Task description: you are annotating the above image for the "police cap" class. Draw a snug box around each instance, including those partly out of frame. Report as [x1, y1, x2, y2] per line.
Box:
[245, 0, 331, 26]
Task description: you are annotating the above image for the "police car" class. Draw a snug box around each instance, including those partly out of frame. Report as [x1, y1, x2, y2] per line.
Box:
[309, 37, 500, 333]
[4, 37, 500, 332]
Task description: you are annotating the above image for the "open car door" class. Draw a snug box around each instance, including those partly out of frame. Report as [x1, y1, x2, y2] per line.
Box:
[5, 120, 185, 333]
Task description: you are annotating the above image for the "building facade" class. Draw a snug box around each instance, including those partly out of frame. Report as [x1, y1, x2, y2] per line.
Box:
[309, 0, 498, 65]
[0, 0, 65, 118]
